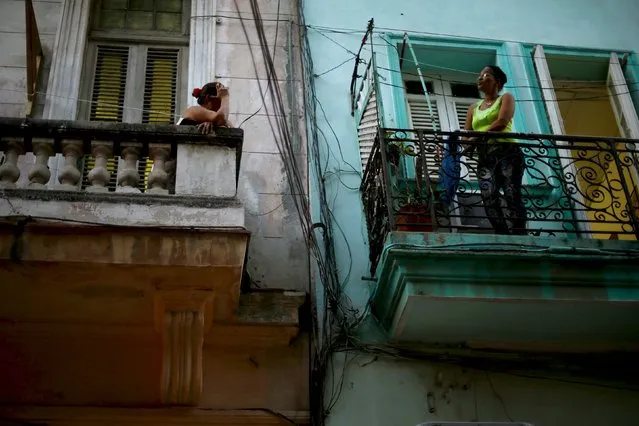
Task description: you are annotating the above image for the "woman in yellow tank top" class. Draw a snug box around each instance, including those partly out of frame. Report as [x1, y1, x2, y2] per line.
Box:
[463, 65, 527, 235]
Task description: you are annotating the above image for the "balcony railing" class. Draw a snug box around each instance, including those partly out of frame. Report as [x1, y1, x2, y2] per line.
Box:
[0, 117, 243, 196]
[361, 128, 639, 274]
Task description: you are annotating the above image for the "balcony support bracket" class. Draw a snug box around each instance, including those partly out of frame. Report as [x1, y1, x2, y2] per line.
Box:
[154, 289, 214, 406]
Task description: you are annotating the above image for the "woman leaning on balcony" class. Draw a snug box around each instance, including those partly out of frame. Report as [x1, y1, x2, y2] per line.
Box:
[463, 65, 527, 236]
[178, 82, 234, 133]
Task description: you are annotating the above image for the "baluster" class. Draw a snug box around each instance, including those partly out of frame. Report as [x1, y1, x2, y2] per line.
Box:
[28, 138, 53, 188]
[58, 140, 83, 190]
[166, 159, 176, 195]
[87, 141, 113, 192]
[147, 144, 171, 194]
[117, 143, 142, 193]
[0, 137, 25, 188]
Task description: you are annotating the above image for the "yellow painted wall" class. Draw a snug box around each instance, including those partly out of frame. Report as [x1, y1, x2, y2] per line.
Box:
[554, 82, 636, 240]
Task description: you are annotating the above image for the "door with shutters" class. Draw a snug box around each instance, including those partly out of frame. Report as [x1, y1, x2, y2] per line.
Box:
[77, 0, 189, 192]
[404, 78, 484, 230]
[404, 79, 481, 183]
[80, 44, 185, 192]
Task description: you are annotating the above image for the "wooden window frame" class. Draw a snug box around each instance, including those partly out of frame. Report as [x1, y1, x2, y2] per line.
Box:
[75, 0, 190, 192]
[80, 0, 190, 123]
[91, 0, 191, 40]
[78, 42, 188, 123]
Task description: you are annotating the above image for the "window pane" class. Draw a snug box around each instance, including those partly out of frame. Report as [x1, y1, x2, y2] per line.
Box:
[126, 11, 154, 30]
[102, 0, 128, 10]
[450, 83, 480, 98]
[405, 80, 433, 94]
[130, 0, 155, 11]
[156, 13, 182, 32]
[157, 0, 183, 12]
[99, 10, 126, 29]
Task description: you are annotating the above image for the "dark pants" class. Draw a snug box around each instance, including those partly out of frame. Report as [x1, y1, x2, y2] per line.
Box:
[477, 144, 527, 235]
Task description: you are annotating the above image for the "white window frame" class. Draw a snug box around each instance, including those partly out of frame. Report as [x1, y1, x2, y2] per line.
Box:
[78, 43, 189, 123]
[404, 76, 483, 231]
[533, 45, 639, 142]
[533, 45, 639, 237]
[404, 76, 481, 181]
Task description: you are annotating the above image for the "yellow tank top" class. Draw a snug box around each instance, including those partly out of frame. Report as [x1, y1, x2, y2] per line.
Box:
[471, 95, 515, 143]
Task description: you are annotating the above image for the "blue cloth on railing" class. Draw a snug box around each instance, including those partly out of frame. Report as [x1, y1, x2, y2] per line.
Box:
[438, 134, 461, 207]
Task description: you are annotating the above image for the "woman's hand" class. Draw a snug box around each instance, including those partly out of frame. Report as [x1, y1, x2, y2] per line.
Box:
[461, 137, 479, 157]
[198, 121, 215, 135]
[216, 83, 229, 98]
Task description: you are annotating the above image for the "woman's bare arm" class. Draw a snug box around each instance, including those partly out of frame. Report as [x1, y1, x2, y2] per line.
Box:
[486, 92, 515, 131]
[184, 105, 224, 125]
[464, 103, 475, 132]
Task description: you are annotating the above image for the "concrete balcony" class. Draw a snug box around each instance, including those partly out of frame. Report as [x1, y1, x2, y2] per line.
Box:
[362, 128, 639, 352]
[0, 117, 245, 227]
[0, 118, 307, 410]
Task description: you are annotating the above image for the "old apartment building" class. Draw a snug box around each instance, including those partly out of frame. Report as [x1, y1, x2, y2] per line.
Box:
[0, 0, 310, 425]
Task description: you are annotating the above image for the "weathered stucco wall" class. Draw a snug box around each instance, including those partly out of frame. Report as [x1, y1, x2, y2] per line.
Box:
[0, 0, 308, 291]
[217, 0, 309, 291]
[0, 0, 61, 118]
[326, 354, 639, 426]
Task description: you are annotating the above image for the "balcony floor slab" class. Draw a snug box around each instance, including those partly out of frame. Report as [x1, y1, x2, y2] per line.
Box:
[374, 232, 639, 352]
[0, 189, 245, 228]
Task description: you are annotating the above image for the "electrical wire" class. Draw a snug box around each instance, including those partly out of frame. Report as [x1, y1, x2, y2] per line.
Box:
[375, 80, 639, 103]
[306, 23, 636, 55]
[2, 37, 635, 122]
[306, 26, 639, 89]
[305, 32, 639, 89]
[375, 63, 639, 92]
[299, 18, 639, 426]
[485, 371, 515, 422]
[314, 95, 361, 176]
[247, 201, 284, 216]
[4, 10, 639, 425]
[314, 57, 357, 77]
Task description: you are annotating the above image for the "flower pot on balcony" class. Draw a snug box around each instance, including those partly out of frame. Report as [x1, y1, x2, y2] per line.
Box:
[396, 204, 434, 232]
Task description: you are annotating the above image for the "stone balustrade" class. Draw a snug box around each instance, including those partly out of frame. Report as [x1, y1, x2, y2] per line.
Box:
[0, 118, 243, 197]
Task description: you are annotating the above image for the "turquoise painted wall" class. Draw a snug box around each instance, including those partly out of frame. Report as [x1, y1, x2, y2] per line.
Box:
[303, 0, 639, 313]
[325, 353, 639, 426]
[303, 2, 639, 424]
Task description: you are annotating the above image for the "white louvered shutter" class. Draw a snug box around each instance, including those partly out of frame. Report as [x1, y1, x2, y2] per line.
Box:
[408, 96, 440, 131]
[358, 90, 378, 171]
[407, 96, 441, 182]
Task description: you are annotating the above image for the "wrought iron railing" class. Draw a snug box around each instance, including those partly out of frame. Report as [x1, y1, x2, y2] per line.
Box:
[361, 128, 639, 274]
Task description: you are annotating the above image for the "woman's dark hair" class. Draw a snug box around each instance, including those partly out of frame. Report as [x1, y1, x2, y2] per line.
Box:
[486, 65, 508, 88]
[192, 82, 219, 105]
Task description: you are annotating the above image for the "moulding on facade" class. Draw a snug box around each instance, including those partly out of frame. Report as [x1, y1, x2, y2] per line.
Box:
[43, 0, 91, 120]
[188, 0, 217, 104]
[155, 289, 214, 405]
